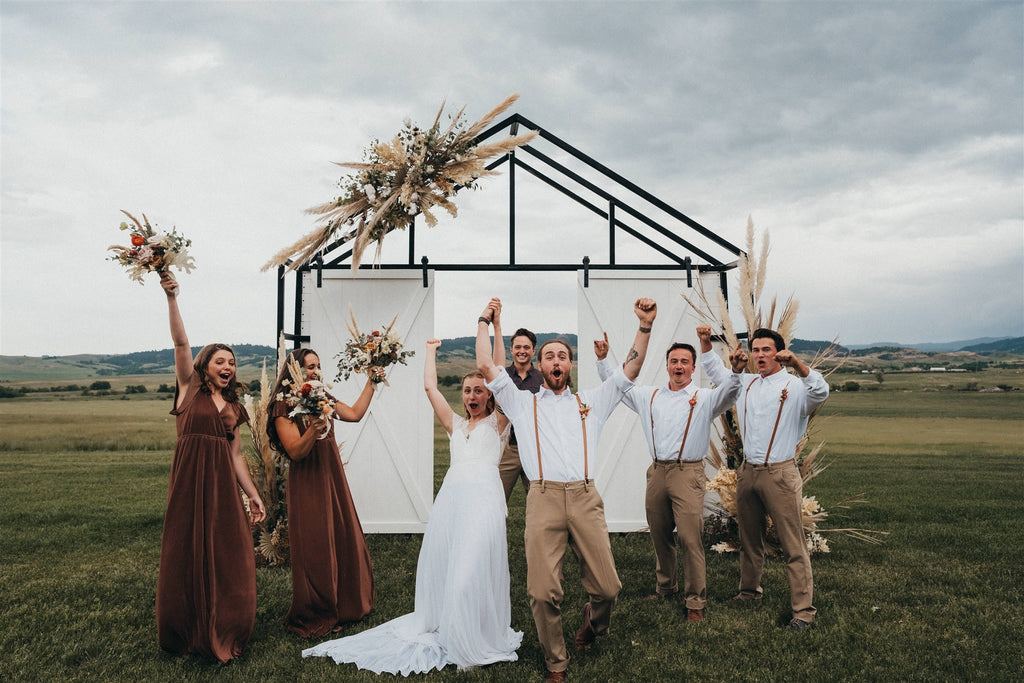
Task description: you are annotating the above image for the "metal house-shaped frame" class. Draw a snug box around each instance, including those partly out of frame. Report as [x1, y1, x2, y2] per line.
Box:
[274, 113, 747, 532]
[275, 113, 745, 344]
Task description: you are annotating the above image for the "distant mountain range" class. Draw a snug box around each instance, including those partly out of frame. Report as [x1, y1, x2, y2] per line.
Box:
[2, 335, 1022, 381]
[844, 336, 1024, 353]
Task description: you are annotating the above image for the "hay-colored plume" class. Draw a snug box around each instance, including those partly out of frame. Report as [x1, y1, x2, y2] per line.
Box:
[687, 217, 875, 555]
[242, 332, 291, 566]
[263, 94, 538, 273]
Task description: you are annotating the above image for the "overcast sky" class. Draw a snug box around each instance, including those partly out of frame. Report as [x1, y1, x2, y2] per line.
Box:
[2, 0, 1021, 356]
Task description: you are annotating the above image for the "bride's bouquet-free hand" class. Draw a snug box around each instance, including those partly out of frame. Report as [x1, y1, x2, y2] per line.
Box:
[336, 309, 414, 386]
[108, 210, 196, 284]
[277, 357, 335, 439]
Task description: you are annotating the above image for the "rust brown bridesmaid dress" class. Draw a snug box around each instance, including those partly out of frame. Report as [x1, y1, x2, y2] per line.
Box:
[156, 373, 256, 663]
[272, 401, 374, 637]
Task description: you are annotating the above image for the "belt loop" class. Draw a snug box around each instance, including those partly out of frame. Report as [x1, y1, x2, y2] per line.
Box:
[539, 479, 545, 493]
[583, 478, 590, 492]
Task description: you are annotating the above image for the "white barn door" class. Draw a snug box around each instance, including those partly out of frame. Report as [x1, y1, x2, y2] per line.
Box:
[577, 269, 728, 532]
[302, 269, 434, 532]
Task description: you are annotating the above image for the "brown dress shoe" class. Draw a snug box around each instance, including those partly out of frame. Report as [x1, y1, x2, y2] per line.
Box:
[686, 608, 705, 623]
[573, 602, 596, 650]
[545, 671, 568, 682]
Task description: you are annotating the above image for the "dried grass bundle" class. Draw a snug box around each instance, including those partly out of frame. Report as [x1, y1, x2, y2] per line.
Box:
[263, 94, 538, 272]
[241, 333, 291, 566]
[688, 218, 877, 554]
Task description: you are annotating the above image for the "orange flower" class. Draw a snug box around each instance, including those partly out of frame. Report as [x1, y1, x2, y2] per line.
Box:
[131, 234, 146, 246]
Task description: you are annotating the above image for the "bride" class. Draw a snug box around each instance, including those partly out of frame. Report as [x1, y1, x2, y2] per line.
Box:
[302, 325, 523, 674]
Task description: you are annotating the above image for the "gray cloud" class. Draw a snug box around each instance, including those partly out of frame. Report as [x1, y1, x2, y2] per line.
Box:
[2, 0, 1021, 355]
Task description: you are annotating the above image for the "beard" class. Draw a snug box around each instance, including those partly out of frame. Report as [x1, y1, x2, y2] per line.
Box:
[542, 368, 570, 393]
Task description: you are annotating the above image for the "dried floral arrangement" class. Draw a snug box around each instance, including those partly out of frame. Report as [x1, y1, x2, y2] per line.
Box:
[685, 217, 885, 554]
[108, 210, 195, 283]
[276, 356, 335, 440]
[241, 337, 290, 566]
[263, 94, 538, 272]
[336, 308, 413, 385]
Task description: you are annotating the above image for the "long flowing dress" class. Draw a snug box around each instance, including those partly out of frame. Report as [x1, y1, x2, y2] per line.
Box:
[302, 411, 523, 674]
[272, 401, 374, 637]
[156, 374, 256, 663]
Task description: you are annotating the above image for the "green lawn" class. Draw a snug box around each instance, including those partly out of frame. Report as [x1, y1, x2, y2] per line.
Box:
[1, 384, 1022, 681]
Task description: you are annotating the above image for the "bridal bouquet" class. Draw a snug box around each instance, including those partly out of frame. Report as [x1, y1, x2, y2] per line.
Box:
[108, 210, 196, 283]
[262, 94, 538, 272]
[335, 310, 414, 385]
[276, 357, 334, 438]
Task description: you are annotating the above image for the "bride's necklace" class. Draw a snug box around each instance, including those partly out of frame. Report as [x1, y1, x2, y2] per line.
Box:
[465, 412, 487, 435]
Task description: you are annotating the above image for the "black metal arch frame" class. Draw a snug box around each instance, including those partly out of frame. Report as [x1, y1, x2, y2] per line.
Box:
[275, 113, 745, 347]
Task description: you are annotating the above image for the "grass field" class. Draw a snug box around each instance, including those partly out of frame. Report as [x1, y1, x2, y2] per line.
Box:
[1, 373, 1022, 681]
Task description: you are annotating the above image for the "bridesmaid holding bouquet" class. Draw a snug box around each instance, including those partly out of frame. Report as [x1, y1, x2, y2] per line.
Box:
[155, 271, 266, 663]
[267, 348, 376, 637]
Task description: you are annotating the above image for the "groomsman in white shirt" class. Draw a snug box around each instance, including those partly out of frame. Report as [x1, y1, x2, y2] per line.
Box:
[476, 296, 657, 683]
[595, 325, 745, 622]
[725, 328, 829, 632]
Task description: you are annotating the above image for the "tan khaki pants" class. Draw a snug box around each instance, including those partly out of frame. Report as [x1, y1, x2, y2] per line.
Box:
[645, 460, 707, 609]
[499, 442, 531, 503]
[525, 480, 621, 673]
[736, 458, 816, 622]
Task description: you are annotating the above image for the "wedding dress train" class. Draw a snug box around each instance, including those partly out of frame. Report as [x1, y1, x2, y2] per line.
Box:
[302, 412, 522, 674]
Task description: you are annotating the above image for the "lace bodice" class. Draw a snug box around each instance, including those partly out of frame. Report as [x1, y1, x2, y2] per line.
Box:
[449, 412, 510, 468]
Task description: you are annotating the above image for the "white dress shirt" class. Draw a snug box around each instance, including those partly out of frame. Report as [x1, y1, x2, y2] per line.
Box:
[708, 358, 829, 465]
[597, 354, 741, 462]
[487, 366, 634, 482]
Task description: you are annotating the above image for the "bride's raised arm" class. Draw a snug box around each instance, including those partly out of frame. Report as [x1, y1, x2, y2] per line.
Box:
[423, 339, 454, 435]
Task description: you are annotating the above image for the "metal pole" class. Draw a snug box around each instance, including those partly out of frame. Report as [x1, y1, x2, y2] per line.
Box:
[276, 265, 285, 343]
[608, 200, 616, 265]
[509, 150, 516, 265]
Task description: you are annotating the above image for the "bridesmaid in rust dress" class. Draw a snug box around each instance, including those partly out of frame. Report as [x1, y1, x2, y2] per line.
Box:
[155, 272, 266, 663]
[268, 348, 376, 637]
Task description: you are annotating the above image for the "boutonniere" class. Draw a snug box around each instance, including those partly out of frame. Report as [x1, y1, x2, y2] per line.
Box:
[780, 387, 789, 402]
[579, 402, 592, 419]
[688, 395, 697, 407]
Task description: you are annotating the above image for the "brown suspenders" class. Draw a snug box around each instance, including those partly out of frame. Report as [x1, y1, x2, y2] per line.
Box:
[648, 388, 699, 463]
[533, 393, 590, 483]
[743, 377, 791, 464]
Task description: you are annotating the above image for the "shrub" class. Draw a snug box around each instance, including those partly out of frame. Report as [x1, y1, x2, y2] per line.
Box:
[843, 381, 861, 392]
[89, 380, 112, 391]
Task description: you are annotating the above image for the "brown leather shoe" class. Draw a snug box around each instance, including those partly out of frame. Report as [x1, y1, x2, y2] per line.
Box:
[573, 602, 596, 650]
[545, 671, 568, 682]
[686, 608, 705, 623]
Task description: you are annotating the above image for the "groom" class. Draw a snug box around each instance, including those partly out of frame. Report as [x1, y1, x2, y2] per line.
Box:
[476, 297, 657, 682]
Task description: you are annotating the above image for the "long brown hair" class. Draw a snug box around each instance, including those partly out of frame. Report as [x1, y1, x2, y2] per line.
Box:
[461, 370, 496, 418]
[193, 343, 241, 402]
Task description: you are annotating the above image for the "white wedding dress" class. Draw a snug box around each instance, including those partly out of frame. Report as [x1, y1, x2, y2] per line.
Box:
[302, 411, 522, 675]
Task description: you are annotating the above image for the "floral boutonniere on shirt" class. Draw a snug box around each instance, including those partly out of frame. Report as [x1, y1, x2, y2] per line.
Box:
[780, 387, 789, 402]
[578, 401, 592, 420]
